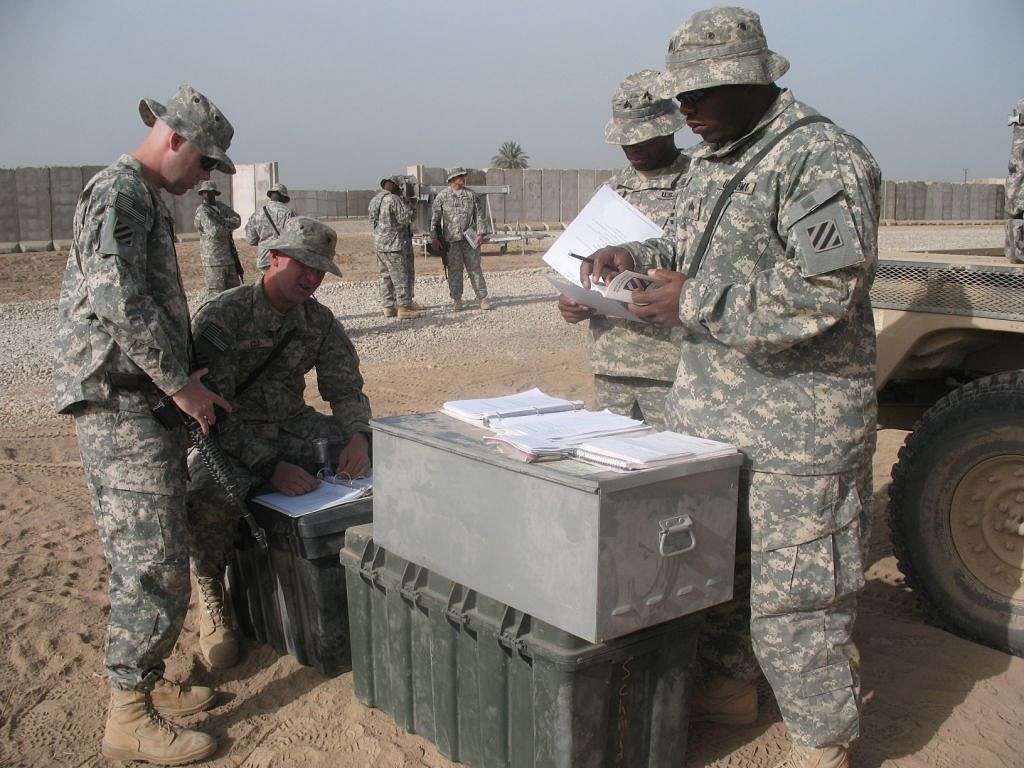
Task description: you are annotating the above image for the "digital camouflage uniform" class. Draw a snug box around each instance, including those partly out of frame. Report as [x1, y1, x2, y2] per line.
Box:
[194, 184, 242, 294]
[591, 70, 689, 427]
[623, 8, 880, 749]
[1006, 98, 1024, 262]
[246, 186, 294, 270]
[187, 221, 371, 579]
[431, 171, 489, 301]
[371, 189, 415, 308]
[53, 85, 235, 693]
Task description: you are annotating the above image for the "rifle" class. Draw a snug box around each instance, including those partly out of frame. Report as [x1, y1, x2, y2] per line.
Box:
[427, 221, 450, 280]
[263, 205, 280, 237]
[229, 238, 244, 280]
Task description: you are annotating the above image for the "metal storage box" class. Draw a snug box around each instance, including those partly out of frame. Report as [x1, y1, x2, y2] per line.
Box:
[372, 412, 742, 643]
[227, 496, 372, 676]
[341, 524, 702, 768]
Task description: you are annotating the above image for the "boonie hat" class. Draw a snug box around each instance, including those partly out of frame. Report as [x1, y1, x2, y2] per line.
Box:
[261, 216, 341, 277]
[654, 6, 789, 99]
[267, 183, 290, 202]
[196, 180, 220, 196]
[446, 167, 469, 182]
[604, 69, 686, 146]
[139, 84, 235, 174]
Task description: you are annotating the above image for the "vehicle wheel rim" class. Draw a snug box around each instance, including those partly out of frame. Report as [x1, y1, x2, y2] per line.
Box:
[950, 455, 1024, 602]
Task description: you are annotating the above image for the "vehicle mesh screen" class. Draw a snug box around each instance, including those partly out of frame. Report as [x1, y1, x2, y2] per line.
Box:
[871, 260, 1024, 321]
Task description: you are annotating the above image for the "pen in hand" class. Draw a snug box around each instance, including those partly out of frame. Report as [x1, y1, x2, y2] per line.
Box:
[569, 252, 621, 278]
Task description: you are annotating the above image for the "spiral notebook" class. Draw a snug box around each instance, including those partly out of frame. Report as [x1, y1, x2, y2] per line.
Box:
[441, 388, 585, 427]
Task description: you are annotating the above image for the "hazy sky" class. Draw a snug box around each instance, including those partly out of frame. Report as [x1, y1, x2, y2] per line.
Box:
[2, 0, 1020, 189]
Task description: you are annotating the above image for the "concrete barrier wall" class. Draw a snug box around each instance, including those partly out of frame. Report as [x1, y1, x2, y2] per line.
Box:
[880, 180, 1005, 222]
[0, 162, 271, 253]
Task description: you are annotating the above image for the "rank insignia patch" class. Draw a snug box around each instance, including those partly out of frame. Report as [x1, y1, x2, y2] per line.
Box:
[805, 218, 843, 253]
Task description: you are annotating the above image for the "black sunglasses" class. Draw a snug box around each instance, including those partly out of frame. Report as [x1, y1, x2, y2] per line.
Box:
[677, 88, 712, 107]
[200, 155, 219, 172]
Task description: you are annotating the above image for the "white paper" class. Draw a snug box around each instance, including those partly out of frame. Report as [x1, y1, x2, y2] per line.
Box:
[464, 227, 478, 247]
[487, 409, 649, 451]
[253, 479, 370, 518]
[542, 185, 664, 286]
[547, 276, 643, 322]
[574, 431, 737, 470]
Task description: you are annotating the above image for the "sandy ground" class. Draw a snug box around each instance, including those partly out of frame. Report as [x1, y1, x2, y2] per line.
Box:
[1, 225, 1022, 767]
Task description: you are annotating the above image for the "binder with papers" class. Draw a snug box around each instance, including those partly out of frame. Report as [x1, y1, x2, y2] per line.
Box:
[573, 431, 738, 471]
[441, 388, 584, 427]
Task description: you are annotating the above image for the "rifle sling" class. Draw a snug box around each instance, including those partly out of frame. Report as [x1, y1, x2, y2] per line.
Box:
[233, 328, 296, 399]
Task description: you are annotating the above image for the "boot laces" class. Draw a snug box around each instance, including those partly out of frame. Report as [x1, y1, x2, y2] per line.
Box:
[196, 577, 225, 627]
[144, 699, 178, 737]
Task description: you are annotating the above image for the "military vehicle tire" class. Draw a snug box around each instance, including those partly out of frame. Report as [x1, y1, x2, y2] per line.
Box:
[889, 371, 1024, 657]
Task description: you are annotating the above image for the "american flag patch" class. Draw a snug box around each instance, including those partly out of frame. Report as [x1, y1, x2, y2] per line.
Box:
[805, 218, 843, 253]
[114, 190, 148, 228]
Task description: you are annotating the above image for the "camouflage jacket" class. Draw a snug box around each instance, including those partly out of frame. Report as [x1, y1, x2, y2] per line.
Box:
[624, 90, 881, 473]
[53, 154, 192, 413]
[192, 281, 371, 482]
[244, 200, 294, 246]
[589, 151, 689, 381]
[372, 191, 413, 253]
[367, 190, 387, 231]
[1008, 98, 1024, 217]
[194, 201, 241, 266]
[430, 187, 488, 243]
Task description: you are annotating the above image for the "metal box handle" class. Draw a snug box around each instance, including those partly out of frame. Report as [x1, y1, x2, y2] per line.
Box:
[658, 515, 696, 557]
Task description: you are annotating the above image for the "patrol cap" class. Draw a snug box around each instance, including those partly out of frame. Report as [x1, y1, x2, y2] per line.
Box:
[604, 69, 686, 146]
[196, 180, 220, 196]
[446, 167, 469, 182]
[654, 7, 789, 99]
[139, 84, 235, 174]
[267, 183, 290, 202]
[261, 216, 341, 277]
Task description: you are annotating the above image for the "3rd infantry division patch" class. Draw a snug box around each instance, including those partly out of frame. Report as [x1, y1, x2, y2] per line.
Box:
[806, 218, 843, 252]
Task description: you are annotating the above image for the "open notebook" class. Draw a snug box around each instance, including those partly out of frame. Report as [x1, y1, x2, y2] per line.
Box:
[253, 474, 372, 518]
[573, 431, 738, 471]
[483, 409, 649, 461]
[441, 388, 584, 427]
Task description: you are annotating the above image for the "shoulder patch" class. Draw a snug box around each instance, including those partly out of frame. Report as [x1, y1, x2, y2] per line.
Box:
[785, 179, 844, 227]
[114, 189, 148, 228]
[792, 198, 863, 277]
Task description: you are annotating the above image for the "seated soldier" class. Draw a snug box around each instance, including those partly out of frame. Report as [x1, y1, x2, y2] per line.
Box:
[186, 216, 371, 668]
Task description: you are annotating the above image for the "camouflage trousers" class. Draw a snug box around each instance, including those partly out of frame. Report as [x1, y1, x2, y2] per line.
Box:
[73, 394, 190, 692]
[376, 249, 412, 308]
[187, 412, 346, 578]
[446, 240, 487, 301]
[202, 264, 241, 295]
[699, 467, 871, 748]
[592, 374, 672, 428]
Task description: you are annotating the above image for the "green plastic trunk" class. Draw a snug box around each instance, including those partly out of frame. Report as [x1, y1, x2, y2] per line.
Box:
[340, 524, 701, 768]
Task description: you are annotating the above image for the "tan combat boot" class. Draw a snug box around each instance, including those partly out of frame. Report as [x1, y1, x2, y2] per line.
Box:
[101, 688, 217, 765]
[382, 306, 397, 318]
[195, 575, 239, 669]
[406, 300, 428, 311]
[452, 299, 464, 311]
[479, 298, 493, 310]
[774, 744, 850, 768]
[150, 677, 217, 717]
[691, 676, 758, 725]
[397, 305, 423, 319]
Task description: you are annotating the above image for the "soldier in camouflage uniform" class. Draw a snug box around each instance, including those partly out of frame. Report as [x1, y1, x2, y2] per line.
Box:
[585, 9, 879, 768]
[187, 217, 371, 668]
[1006, 98, 1024, 263]
[371, 176, 422, 319]
[52, 84, 235, 765]
[194, 180, 242, 294]
[431, 168, 492, 310]
[245, 182, 295, 270]
[557, 70, 688, 427]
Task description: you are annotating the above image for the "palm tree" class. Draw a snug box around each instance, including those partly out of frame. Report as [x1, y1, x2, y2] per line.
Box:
[491, 141, 530, 169]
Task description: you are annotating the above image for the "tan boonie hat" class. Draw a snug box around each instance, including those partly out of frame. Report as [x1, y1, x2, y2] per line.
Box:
[446, 167, 469, 182]
[139, 84, 235, 174]
[267, 183, 290, 201]
[196, 180, 220, 196]
[604, 69, 686, 146]
[261, 216, 341, 277]
[653, 6, 789, 99]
